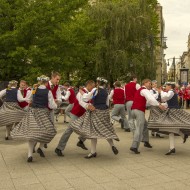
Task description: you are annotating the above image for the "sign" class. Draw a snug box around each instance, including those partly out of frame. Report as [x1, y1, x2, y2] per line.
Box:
[180, 68, 189, 84]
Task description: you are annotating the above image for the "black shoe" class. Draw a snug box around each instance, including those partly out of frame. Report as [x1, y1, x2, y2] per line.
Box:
[55, 148, 64, 157]
[84, 153, 97, 159]
[64, 121, 69, 123]
[125, 128, 130, 132]
[27, 156, 33, 162]
[130, 147, 140, 154]
[183, 134, 188, 143]
[144, 142, 152, 148]
[156, 133, 164, 138]
[165, 148, 176, 155]
[44, 144, 48, 149]
[119, 119, 124, 129]
[77, 141, 88, 150]
[37, 148, 45, 157]
[151, 133, 155, 137]
[112, 146, 119, 155]
[5, 137, 9, 140]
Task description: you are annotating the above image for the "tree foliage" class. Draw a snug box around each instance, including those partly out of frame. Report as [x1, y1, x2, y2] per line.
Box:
[0, 0, 159, 85]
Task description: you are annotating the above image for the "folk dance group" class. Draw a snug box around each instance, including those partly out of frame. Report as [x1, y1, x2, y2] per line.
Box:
[0, 72, 190, 163]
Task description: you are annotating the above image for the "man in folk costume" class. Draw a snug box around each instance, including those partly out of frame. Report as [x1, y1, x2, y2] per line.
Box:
[70, 77, 119, 159]
[130, 79, 166, 154]
[46, 71, 62, 123]
[18, 80, 31, 110]
[0, 80, 29, 140]
[55, 80, 96, 156]
[148, 83, 189, 155]
[109, 81, 129, 131]
[11, 75, 57, 162]
[61, 82, 76, 120]
[125, 75, 141, 132]
[149, 80, 164, 138]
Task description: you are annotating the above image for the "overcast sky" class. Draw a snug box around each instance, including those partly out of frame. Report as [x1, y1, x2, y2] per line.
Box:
[158, 0, 190, 61]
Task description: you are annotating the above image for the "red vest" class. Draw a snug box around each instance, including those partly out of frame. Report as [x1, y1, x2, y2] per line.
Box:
[113, 88, 125, 104]
[46, 82, 58, 100]
[71, 89, 87, 117]
[68, 88, 76, 104]
[125, 82, 137, 102]
[131, 87, 146, 112]
[18, 88, 30, 108]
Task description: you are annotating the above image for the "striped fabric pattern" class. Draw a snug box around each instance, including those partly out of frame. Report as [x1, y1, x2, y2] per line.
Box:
[70, 110, 119, 141]
[148, 106, 190, 130]
[0, 102, 26, 127]
[11, 108, 57, 143]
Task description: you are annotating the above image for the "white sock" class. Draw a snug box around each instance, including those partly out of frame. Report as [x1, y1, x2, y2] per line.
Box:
[28, 141, 36, 157]
[107, 139, 114, 147]
[39, 143, 44, 150]
[169, 133, 175, 150]
[91, 139, 97, 154]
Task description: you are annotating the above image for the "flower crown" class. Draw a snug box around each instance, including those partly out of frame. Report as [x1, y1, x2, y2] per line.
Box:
[96, 77, 108, 84]
[9, 80, 18, 85]
[37, 75, 50, 82]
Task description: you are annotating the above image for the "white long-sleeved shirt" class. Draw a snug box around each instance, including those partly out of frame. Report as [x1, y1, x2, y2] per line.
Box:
[32, 85, 57, 109]
[160, 90, 174, 102]
[77, 88, 89, 109]
[150, 88, 159, 100]
[0, 87, 29, 102]
[82, 87, 109, 106]
[140, 86, 159, 106]
[62, 88, 71, 101]
[48, 81, 62, 103]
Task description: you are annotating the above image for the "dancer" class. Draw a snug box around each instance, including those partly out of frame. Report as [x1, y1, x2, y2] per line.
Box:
[149, 80, 163, 138]
[11, 75, 57, 162]
[125, 75, 141, 132]
[148, 83, 189, 155]
[62, 82, 76, 121]
[130, 79, 165, 154]
[110, 81, 129, 131]
[70, 77, 119, 159]
[55, 80, 96, 156]
[0, 80, 29, 140]
[18, 80, 31, 110]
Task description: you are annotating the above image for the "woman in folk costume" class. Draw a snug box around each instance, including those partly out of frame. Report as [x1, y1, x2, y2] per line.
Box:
[70, 77, 119, 159]
[148, 83, 190, 155]
[0, 80, 29, 140]
[11, 75, 57, 162]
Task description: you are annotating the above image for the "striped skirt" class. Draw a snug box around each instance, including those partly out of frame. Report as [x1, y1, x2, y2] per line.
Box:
[0, 102, 26, 127]
[11, 108, 57, 143]
[70, 109, 119, 141]
[148, 106, 190, 135]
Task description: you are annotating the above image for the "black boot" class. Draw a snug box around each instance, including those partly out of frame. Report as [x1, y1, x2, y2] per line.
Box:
[55, 148, 64, 156]
[37, 148, 45, 157]
[183, 134, 188, 143]
[144, 142, 152, 148]
[27, 156, 33, 162]
[130, 147, 140, 154]
[77, 140, 88, 150]
[165, 148, 176, 155]
[112, 146, 119, 155]
[84, 153, 97, 159]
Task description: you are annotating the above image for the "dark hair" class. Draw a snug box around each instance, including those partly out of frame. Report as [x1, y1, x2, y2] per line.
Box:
[166, 83, 175, 89]
[85, 80, 95, 86]
[114, 81, 121, 87]
[64, 82, 70, 87]
[130, 75, 137, 81]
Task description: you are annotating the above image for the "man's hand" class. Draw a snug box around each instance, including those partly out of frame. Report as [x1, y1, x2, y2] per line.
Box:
[87, 104, 96, 111]
[158, 104, 167, 110]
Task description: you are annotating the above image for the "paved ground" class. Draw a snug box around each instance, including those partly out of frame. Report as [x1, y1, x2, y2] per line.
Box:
[1, 110, 190, 190]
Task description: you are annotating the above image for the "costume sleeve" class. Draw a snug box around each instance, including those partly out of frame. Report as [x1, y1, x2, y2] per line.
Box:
[0, 89, 6, 99]
[78, 92, 88, 109]
[48, 91, 57, 109]
[161, 91, 174, 102]
[136, 83, 141, 90]
[56, 87, 62, 103]
[109, 90, 114, 101]
[82, 88, 97, 102]
[62, 90, 71, 101]
[17, 90, 29, 102]
[140, 89, 159, 106]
